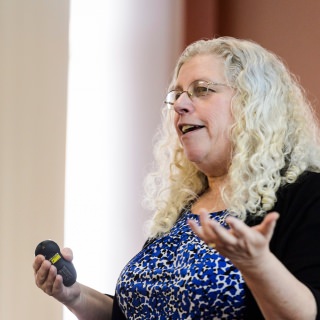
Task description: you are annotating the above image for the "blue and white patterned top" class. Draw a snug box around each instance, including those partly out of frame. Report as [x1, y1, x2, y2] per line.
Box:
[116, 210, 246, 319]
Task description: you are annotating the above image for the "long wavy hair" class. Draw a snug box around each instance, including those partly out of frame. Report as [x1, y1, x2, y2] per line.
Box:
[143, 37, 320, 238]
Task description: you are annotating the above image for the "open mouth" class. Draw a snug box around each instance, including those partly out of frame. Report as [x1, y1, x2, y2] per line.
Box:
[180, 124, 205, 134]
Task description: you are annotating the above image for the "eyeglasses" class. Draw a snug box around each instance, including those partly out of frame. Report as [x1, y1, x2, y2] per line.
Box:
[164, 79, 230, 110]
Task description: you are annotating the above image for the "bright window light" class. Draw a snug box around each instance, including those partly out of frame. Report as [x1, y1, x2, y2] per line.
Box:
[64, 1, 183, 319]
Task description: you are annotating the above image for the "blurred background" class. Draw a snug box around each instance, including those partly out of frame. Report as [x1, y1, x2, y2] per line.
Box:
[0, 0, 319, 319]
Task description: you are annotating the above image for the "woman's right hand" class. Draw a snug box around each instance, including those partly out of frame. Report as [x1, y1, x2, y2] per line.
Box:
[34, 247, 113, 320]
[33, 247, 81, 307]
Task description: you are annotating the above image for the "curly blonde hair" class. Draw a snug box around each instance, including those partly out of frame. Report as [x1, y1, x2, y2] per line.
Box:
[143, 37, 320, 238]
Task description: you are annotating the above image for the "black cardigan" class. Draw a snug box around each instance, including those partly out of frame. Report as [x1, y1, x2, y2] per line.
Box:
[112, 171, 320, 319]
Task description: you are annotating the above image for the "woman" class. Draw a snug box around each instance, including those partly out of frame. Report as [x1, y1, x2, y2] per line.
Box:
[34, 37, 320, 319]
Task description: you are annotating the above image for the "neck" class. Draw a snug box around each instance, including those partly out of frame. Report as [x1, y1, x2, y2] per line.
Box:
[191, 174, 228, 214]
[207, 174, 228, 192]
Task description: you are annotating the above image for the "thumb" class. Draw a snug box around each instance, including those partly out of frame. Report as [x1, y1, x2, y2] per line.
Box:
[61, 247, 74, 262]
[258, 211, 279, 238]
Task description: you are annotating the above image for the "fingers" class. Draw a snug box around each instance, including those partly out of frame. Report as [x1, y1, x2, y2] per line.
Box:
[188, 219, 201, 236]
[34, 256, 52, 288]
[188, 210, 217, 243]
[201, 211, 237, 245]
[198, 210, 218, 240]
[225, 215, 250, 237]
[255, 211, 279, 239]
[33, 246, 73, 293]
[33, 254, 45, 275]
[262, 211, 279, 227]
[188, 210, 279, 250]
[33, 255, 63, 296]
[188, 210, 236, 246]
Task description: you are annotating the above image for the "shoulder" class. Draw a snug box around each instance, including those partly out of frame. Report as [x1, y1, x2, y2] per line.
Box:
[271, 171, 320, 246]
[245, 171, 320, 226]
[270, 171, 320, 257]
[275, 171, 320, 209]
[284, 171, 320, 190]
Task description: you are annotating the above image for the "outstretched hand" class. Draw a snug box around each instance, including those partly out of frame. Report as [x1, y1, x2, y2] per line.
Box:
[188, 210, 279, 270]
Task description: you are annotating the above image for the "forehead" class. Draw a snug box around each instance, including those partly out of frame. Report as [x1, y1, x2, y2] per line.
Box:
[176, 54, 226, 85]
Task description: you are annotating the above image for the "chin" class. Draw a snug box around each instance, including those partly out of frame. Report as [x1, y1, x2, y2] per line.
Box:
[184, 151, 205, 164]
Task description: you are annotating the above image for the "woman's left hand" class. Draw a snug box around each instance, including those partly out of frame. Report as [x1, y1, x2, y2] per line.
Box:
[188, 210, 279, 270]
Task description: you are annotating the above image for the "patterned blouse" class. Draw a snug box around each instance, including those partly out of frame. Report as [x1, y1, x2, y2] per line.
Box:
[116, 210, 246, 319]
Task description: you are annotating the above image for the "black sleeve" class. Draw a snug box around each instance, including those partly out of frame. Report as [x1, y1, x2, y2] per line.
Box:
[272, 172, 320, 319]
[246, 172, 320, 319]
[106, 294, 127, 320]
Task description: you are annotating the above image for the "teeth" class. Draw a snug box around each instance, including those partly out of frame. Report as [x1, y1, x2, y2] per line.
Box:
[182, 125, 195, 133]
[181, 125, 203, 134]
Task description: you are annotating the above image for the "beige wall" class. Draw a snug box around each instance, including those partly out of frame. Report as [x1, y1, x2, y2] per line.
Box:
[0, 0, 69, 319]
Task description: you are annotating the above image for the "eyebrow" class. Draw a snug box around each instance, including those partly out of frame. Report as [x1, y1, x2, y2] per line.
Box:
[171, 79, 229, 91]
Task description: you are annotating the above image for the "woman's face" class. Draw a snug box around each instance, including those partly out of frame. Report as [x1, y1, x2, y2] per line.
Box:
[173, 54, 235, 177]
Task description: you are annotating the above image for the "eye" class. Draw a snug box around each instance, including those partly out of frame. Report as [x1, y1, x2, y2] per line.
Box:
[193, 84, 209, 97]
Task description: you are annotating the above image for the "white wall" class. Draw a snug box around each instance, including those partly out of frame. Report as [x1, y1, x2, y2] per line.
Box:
[65, 3, 184, 318]
[0, 0, 184, 319]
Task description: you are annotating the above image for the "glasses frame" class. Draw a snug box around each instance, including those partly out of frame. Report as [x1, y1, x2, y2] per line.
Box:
[164, 79, 231, 110]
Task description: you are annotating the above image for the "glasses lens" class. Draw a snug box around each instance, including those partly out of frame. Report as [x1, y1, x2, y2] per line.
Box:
[191, 80, 209, 97]
[165, 91, 179, 109]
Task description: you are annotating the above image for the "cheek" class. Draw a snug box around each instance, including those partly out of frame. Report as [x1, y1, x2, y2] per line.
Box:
[173, 114, 180, 134]
[206, 112, 233, 140]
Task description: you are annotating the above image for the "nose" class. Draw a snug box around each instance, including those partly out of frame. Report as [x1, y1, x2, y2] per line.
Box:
[173, 91, 195, 114]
